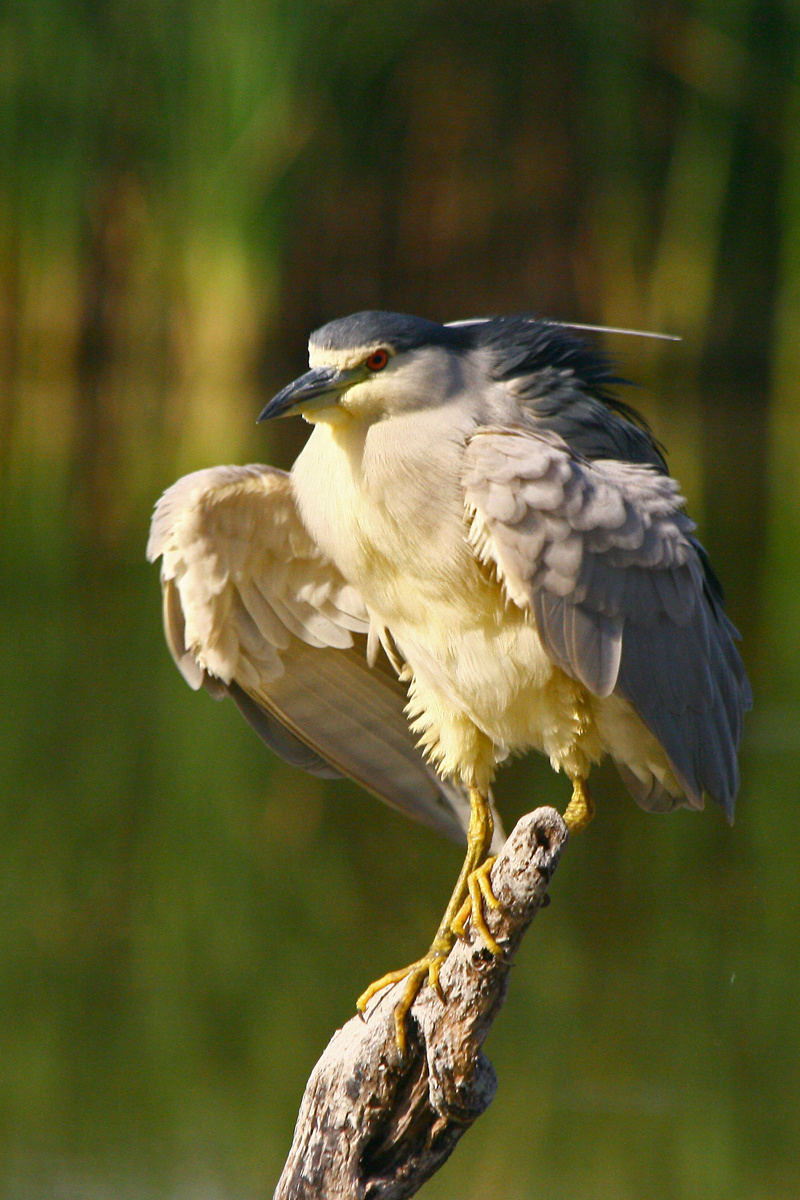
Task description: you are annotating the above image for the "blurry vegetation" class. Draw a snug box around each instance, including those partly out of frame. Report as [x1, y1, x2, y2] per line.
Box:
[1, 1, 799, 1197]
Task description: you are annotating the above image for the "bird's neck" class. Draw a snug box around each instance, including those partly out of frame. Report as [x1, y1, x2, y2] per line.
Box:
[291, 411, 472, 602]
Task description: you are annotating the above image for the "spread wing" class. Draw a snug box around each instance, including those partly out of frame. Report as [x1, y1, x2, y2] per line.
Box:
[463, 427, 751, 819]
[148, 464, 500, 846]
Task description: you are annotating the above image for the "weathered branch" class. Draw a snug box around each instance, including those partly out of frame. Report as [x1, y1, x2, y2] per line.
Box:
[274, 805, 568, 1200]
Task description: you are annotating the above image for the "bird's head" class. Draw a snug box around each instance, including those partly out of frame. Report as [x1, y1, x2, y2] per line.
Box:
[259, 309, 665, 467]
[258, 311, 464, 425]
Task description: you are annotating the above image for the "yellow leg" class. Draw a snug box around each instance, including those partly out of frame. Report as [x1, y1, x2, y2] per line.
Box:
[563, 776, 595, 834]
[356, 785, 501, 1055]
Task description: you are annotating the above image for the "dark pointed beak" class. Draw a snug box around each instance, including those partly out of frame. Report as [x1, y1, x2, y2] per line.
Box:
[257, 365, 360, 422]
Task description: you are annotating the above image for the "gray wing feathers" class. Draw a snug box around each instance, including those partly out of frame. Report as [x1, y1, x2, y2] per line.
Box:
[614, 762, 679, 813]
[532, 593, 623, 699]
[228, 681, 343, 779]
[149, 464, 497, 846]
[464, 427, 750, 818]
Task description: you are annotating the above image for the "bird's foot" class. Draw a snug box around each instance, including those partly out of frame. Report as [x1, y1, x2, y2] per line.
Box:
[357, 785, 501, 1057]
[356, 930, 456, 1057]
[451, 855, 502, 953]
[563, 777, 595, 834]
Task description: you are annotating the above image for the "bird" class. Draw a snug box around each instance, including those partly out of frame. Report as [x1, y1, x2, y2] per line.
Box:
[148, 310, 752, 1052]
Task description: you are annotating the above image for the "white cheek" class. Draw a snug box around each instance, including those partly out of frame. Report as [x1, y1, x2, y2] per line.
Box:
[338, 377, 394, 419]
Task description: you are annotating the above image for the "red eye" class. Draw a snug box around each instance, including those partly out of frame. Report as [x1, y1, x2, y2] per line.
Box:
[365, 348, 389, 372]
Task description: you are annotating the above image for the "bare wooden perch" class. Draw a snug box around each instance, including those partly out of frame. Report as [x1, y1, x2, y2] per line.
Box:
[274, 805, 568, 1200]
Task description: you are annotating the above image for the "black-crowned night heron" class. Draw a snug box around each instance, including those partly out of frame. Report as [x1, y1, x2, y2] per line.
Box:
[148, 311, 751, 1051]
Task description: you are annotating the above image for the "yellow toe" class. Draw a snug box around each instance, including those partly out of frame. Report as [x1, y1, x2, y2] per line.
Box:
[451, 856, 502, 955]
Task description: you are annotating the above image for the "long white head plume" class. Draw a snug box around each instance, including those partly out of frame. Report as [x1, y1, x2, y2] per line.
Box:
[445, 317, 681, 343]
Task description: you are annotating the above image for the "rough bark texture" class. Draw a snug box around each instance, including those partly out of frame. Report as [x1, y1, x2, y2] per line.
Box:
[274, 806, 567, 1200]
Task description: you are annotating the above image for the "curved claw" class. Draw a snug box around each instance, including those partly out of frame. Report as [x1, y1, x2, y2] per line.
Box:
[357, 965, 422, 1015]
[356, 938, 454, 1056]
[451, 855, 502, 955]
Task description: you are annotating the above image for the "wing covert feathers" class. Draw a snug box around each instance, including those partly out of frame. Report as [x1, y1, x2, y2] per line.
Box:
[464, 427, 751, 818]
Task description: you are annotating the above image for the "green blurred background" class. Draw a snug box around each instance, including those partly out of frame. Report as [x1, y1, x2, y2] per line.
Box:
[1, 0, 798, 1196]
